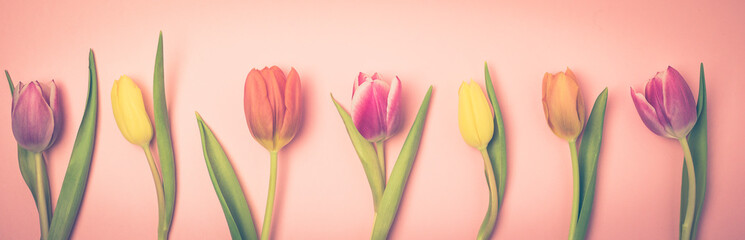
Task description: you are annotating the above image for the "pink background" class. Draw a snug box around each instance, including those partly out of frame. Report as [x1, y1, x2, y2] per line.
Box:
[1, 0, 744, 239]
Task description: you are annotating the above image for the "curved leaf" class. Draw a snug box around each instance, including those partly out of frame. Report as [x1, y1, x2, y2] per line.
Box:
[484, 62, 507, 206]
[49, 50, 99, 240]
[331, 95, 385, 211]
[574, 88, 608, 240]
[153, 32, 177, 232]
[196, 113, 258, 240]
[7, 70, 53, 237]
[680, 63, 707, 240]
[371, 86, 432, 240]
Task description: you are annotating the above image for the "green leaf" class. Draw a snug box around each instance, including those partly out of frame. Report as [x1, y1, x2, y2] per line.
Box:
[196, 112, 258, 240]
[7, 70, 53, 236]
[680, 63, 707, 240]
[331, 95, 385, 211]
[48, 49, 99, 240]
[573, 88, 608, 240]
[153, 31, 177, 232]
[484, 62, 507, 206]
[371, 86, 433, 240]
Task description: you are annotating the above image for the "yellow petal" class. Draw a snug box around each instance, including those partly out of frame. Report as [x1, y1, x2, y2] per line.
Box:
[111, 75, 153, 147]
[458, 81, 494, 149]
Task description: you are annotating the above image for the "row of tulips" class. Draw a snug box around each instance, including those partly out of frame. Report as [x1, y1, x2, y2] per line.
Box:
[5, 33, 707, 240]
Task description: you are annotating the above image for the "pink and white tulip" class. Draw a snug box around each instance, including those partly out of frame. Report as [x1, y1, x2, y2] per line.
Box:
[630, 66, 697, 139]
[352, 72, 401, 143]
[11, 80, 62, 152]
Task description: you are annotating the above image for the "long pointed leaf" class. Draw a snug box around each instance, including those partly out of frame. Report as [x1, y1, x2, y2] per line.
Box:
[7, 70, 53, 236]
[196, 113, 258, 240]
[573, 88, 608, 240]
[371, 86, 432, 240]
[48, 50, 99, 240]
[484, 62, 507, 206]
[680, 63, 707, 240]
[331, 95, 385, 211]
[153, 32, 177, 231]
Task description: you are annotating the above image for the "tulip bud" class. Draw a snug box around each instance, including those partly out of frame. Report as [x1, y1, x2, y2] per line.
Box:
[458, 81, 494, 149]
[111, 75, 153, 147]
[244, 66, 302, 152]
[542, 68, 586, 141]
[630, 66, 697, 139]
[351, 72, 402, 143]
[11, 80, 62, 152]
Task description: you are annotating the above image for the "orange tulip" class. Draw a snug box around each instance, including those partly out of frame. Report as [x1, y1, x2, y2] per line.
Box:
[243, 66, 302, 152]
[542, 68, 586, 141]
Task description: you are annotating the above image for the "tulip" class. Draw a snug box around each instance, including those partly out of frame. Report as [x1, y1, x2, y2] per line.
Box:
[630, 66, 697, 139]
[542, 68, 586, 141]
[351, 72, 402, 143]
[111, 75, 153, 147]
[458, 81, 494, 150]
[631, 66, 699, 240]
[542, 68, 588, 239]
[11, 80, 62, 153]
[243, 66, 302, 240]
[243, 66, 302, 152]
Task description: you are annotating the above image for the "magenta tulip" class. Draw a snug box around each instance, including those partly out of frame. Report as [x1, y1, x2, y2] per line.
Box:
[351, 72, 402, 142]
[11, 80, 62, 152]
[630, 66, 697, 139]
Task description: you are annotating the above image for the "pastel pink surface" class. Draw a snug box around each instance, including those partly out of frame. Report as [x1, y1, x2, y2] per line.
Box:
[1, 0, 744, 239]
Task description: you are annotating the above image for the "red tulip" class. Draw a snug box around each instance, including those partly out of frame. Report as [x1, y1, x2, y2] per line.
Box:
[243, 66, 302, 152]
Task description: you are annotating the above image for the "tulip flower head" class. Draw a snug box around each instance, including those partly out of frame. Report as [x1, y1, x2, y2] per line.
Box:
[630, 66, 697, 139]
[542, 68, 586, 141]
[458, 81, 494, 149]
[351, 72, 402, 143]
[111, 75, 153, 147]
[244, 66, 302, 152]
[11, 80, 62, 152]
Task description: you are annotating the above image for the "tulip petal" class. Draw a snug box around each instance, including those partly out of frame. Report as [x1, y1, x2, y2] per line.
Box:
[545, 72, 582, 140]
[353, 72, 367, 96]
[661, 66, 697, 137]
[645, 73, 673, 135]
[385, 76, 402, 138]
[371, 72, 381, 81]
[111, 76, 153, 146]
[43, 80, 62, 149]
[277, 67, 302, 149]
[630, 87, 671, 138]
[458, 81, 493, 149]
[260, 66, 286, 132]
[12, 81, 54, 152]
[352, 81, 386, 142]
[244, 69, 275, 150]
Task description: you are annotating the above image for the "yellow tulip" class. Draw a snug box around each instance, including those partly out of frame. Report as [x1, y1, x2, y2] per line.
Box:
[458, 81, 494, 149]
[111, 75, 153, 147]
[542, 68, 586, 141]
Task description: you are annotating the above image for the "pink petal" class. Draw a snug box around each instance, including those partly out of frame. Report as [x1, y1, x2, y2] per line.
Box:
[645, 74, 673, 134]
[631, 87, 672, 138]
[353, 72, 368, 96]
[385, 76, 402, 138]
[352, 81, 386, 142]
[11, 81, 55, 152]
[661, 66, 697, 137]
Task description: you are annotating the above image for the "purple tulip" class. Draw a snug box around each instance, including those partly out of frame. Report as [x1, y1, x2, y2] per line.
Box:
[11, 80, 62, 152]
[351, 72, 402, 142]
[630, 66, 697, 139]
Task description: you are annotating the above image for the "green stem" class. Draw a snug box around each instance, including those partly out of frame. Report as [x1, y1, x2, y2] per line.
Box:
[375, 141, 386, 186]
[568, 141, 580, 240]
[261, 151, 279, 240]
[477, 148, 499, 240]
[34, 152, 50, 240]
[143, 147, 167, 240]
[679, 138, 696, 240]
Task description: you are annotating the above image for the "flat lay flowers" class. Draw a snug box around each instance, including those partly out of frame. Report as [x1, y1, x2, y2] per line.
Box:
[2, 1, 743, 240]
